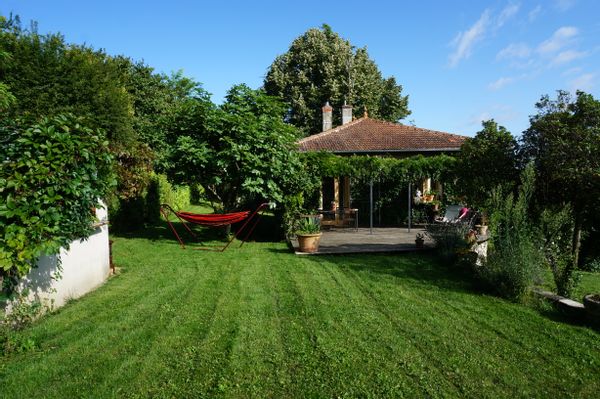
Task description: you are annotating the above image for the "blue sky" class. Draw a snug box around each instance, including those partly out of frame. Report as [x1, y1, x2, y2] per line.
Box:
[2, 0, 599, 137]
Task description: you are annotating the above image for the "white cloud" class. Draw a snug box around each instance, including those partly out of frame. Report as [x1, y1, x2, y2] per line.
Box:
[569, 73, 595, 91]
[488, 77, 515, 90]
[449, 10, 491, 67]
[562, 66, 583, 76]
[528, 5, 542, 21]
[551, 49, 587, 65]
[468, 112, 492, 126]
[537, 26, 578, 54]
[497, 3, 520, 27]
[538, 27, 578, 53]
[497, 43, 531, 60]
[554, 0, 576, 12]
[468, 105, 518, 128]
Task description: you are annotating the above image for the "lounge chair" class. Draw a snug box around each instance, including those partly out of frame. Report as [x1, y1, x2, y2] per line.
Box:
[435, 205, 463, 223]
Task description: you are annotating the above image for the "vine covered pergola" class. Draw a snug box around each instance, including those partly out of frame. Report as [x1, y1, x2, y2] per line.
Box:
[301, 152, 458, 232]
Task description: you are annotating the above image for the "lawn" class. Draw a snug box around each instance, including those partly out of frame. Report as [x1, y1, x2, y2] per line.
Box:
[1, 219, 599, 398]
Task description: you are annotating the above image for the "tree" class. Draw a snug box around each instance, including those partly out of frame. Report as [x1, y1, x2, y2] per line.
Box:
[264, 24, 410, 135]
[521, 90, 600, 271]
[0, 19, 133, 144]
[114, 61, 213, 173]
[0, 16, 210, 202]
[455, 120, 519, 210]
[168, 84, 307, 211]
[0, 16, 149, 199]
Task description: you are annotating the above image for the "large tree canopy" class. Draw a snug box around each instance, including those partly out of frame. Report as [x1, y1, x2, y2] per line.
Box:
[0, 16, 210, 201]
[264, 24, 410, 135]
[521, 90, 600, 268]
[168, 84, 307, 212]
[455, 119, 519, 210]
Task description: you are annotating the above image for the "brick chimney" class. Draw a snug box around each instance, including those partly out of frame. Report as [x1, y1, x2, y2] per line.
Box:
[342, 103, 353, 125]
[322, 101, 333, 131]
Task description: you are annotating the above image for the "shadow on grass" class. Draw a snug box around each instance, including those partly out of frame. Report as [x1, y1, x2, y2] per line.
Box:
[306, 252, 480, 294]
[111, 213, 284, 244]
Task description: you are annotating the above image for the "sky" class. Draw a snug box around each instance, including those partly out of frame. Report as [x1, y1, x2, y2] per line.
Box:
[2, 0, 599, 137]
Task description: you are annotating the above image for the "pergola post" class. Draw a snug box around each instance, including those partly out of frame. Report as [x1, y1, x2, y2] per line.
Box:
[408, 182, 412, 233]
[369, 179, 373, 235]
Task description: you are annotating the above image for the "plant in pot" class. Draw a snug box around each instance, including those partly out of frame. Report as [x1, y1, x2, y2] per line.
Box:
[415, 233, 425, 249]
[423, 190, 436, 203]
[296, 216, 322, 253]
[474, 210, 489, 235]
[583, 294, 600, 327]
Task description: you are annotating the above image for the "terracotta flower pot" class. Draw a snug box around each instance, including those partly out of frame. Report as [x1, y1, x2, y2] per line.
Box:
[583, 294, 600, 326]
[476, 225, 488, 235]
[297, 233, 322, 253]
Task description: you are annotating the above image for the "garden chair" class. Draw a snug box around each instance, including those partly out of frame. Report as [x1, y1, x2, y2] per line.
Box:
[435, 205, 462, 223]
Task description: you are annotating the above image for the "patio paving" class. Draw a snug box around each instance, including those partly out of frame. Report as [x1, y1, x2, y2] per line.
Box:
[291, 227, 434, 255]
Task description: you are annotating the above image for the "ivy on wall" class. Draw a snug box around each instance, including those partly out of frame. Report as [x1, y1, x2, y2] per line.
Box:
[0, 114, 115, 289]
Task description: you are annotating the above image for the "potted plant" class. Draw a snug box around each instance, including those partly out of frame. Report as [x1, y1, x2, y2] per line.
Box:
[583, 294, 600, 327]
[475, 224, 488, 235]
[475, 211, 489, 235]
[296, 216, 322, 253]
[423, 190, 436, 203]
[415, 233, 425, 249]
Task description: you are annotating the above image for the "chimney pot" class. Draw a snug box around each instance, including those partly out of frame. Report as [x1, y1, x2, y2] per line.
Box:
[322, 101, 333, 131]
[342, 104, 353, 125]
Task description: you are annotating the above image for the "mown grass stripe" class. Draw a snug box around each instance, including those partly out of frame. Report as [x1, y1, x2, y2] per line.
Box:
[1, 239, 598, 399]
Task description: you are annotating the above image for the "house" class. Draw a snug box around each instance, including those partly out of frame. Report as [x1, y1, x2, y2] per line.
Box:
[298, 103, 467, 226]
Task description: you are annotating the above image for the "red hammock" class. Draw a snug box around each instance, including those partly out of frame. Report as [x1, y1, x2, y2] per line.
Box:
[160, 203, 269, 251]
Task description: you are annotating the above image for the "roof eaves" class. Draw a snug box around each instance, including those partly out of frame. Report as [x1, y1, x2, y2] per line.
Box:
[329, 148, 462, 154]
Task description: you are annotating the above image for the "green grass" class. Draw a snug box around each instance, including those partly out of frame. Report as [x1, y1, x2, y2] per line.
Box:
[539, 269, 600, 301]
[1, 218, 599, 398]
[576, 271, 600, 299]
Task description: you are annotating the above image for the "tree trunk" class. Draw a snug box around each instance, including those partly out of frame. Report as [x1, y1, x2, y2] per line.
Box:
[571, 212, 583, 271]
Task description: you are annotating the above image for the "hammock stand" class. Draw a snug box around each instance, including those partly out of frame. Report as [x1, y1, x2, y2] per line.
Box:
[160, 203, 269, 252]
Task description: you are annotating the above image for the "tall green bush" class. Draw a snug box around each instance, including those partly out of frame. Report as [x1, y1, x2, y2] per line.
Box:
[0, 115, 115, 288]
[479, 165, 542, 301]
[111, 174, 191, 229]
[540, 206, 578, 297]
[146, 174, 191, 222]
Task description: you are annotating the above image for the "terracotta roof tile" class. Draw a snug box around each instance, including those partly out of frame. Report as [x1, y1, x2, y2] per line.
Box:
[298, 117, 466, 153]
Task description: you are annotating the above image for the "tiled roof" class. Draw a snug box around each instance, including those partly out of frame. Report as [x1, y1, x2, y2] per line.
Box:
[298, 117, 466, 153]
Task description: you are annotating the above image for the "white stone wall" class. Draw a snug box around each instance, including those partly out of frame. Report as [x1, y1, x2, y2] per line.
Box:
[12, 203, 110, 310]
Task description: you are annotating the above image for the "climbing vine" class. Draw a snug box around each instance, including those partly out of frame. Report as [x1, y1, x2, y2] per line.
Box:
[0, 114, 115, 290]
[302, 151, 457, 183]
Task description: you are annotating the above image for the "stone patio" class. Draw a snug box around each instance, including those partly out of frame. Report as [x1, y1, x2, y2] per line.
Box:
[291, 227, 433, 255]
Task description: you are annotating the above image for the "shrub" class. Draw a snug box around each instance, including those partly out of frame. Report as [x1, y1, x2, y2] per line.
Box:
[0, 288, 46, 355]
[540, 206, 579, 297]
[145, 173, 191, 223]
[112, 173, 191, 229]
[425, 222, 472, 263]
[478, 165, 542, 301]
[582, 258, 600, 273]
[0, 115, 114, 289]
[480, 233, 541, 300]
